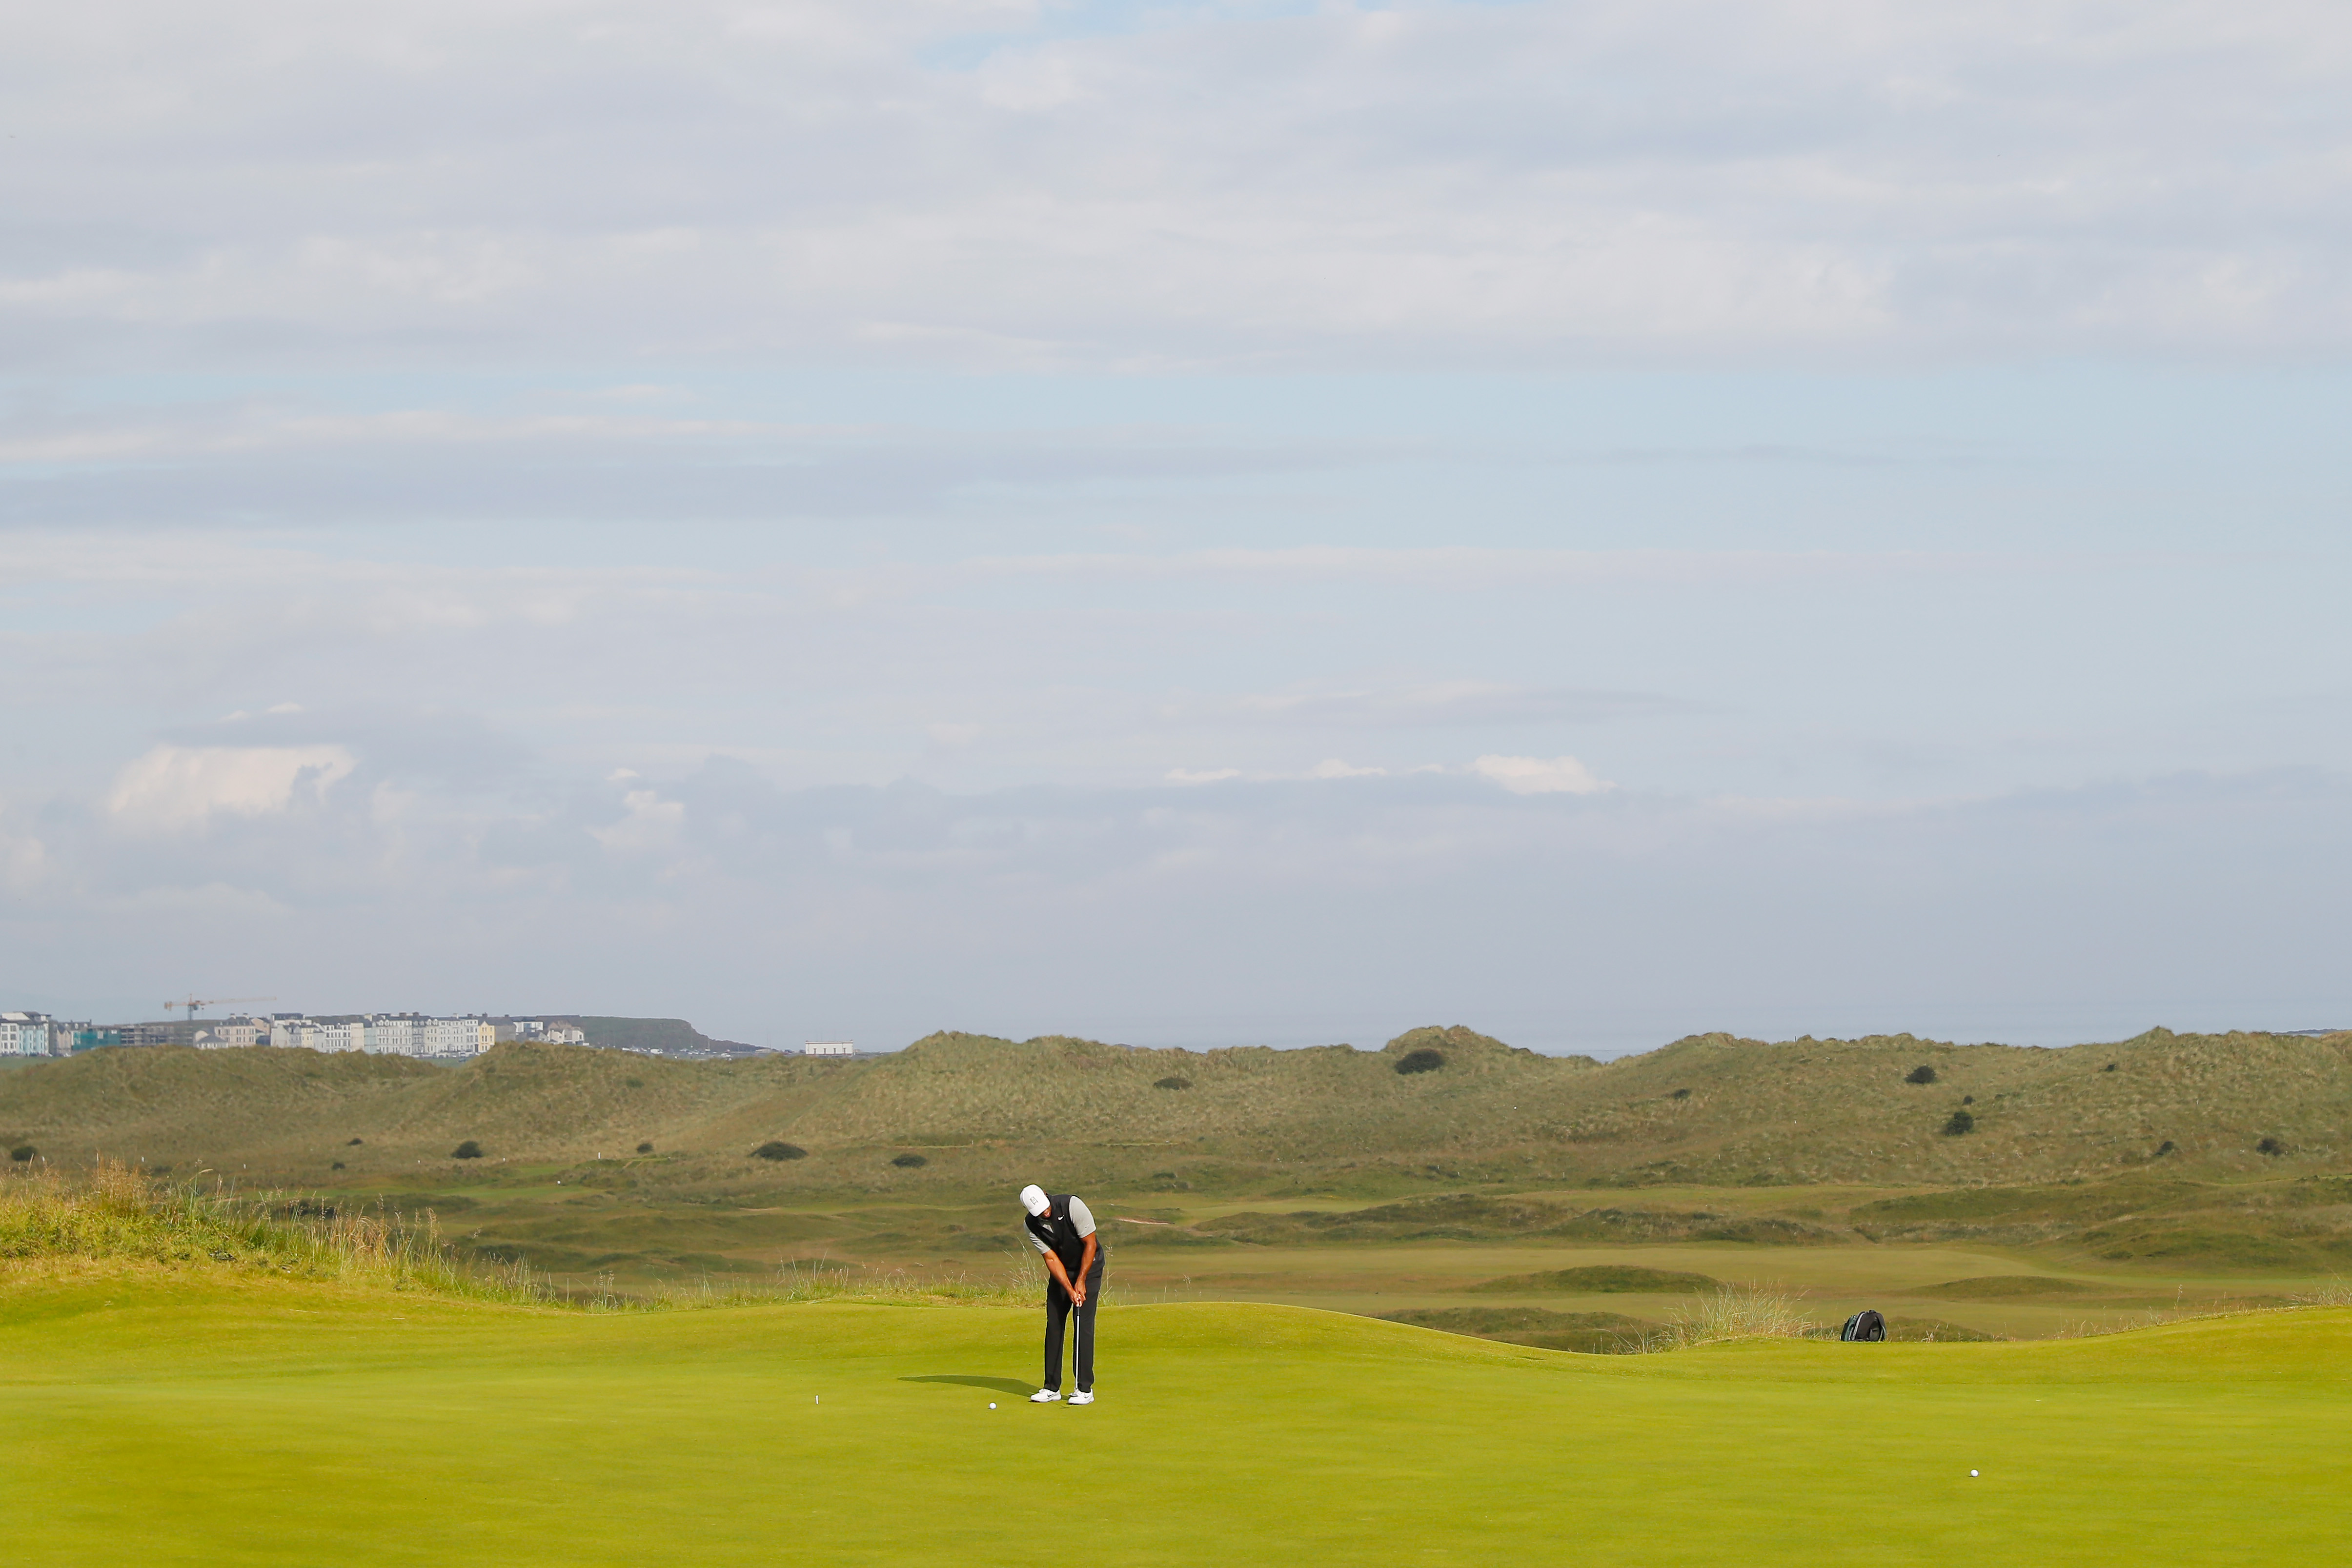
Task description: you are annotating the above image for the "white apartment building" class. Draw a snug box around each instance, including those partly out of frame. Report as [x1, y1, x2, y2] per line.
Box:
[501, 1020, 587, 1045]
[804, 1041, 856, 1057]
[257, 1014, 493, 1057]
[364, 1016, 422, 1055]
[267, 1019, 328, 1050]
[193, 1019, 265, 1049]
[423, 1018, 496, 1056]
[0, 1012, 54, 1057]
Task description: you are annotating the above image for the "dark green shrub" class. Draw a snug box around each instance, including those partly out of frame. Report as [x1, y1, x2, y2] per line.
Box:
[1670, 1087, 1692, 1100]
[1962, 1095, 1974, 1104]
[1395, 1048, 1446, 1075]
[2102, 1062, 2118, 1072]
[347, 1137, 363, 1146]
[891, 1153, 929, 1168]
[451, 1140, 484, 1159]
[635, 1142, 653, 1154]
[626, 1077, 644, 1089]
[1942, 1110, 1975, 1136]
[1153, 1076, 1191, 1090]
[9, 1145, 35, 1162]
[2257, 1136, 2285, 1156]
[752, 1141, 806, 1161]
[331, 1161, 345, 1170]
[2153, 1140, 2176, 1157]
[1906, 1065, 1937, 1085]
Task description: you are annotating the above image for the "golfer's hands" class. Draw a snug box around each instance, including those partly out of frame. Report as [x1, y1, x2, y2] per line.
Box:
[1069, 1282, 1087, 1306]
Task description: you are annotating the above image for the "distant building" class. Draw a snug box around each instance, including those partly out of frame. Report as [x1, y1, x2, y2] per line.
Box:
[0, 1012, 54, 1056]
[422, 1018, 495, 1056]
[194, 1019, 264, 1050]
[803, 1041, 856, 1057]
[58, 1024, 118, 1052]
[246, 1014, 492, 1055]
[364, 1016, 424, 1056]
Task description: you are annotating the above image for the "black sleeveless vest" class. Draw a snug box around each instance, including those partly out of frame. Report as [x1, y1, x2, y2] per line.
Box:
[1024, 1194, 1101, 1275]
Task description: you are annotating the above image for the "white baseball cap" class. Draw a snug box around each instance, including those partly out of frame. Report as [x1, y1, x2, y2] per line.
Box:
[1019, 1184, 1049, 1216]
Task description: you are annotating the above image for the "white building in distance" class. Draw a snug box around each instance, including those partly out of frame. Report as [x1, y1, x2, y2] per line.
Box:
[0, 1012, 54, 1056]
[260, 1015, 495, 1057]
[804, 1041, 856, 1057]
[500, 1020, 587, 1045]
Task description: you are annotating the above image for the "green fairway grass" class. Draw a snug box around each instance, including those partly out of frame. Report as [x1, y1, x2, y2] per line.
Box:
[7, 1269, 2349, 1566]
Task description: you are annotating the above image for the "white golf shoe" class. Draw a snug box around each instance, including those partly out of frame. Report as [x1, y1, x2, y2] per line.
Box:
[1029, 1388, 1061, 1403]
[1069, 1391, 1095, 1406]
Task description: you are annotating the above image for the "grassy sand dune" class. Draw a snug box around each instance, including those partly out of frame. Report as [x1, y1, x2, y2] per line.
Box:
[7, 1024, 2350, 1192]
[6, 1266, 2348, 1565]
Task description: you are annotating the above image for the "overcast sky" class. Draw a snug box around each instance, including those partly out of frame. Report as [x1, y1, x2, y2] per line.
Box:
[3, 0, 2348, 1053]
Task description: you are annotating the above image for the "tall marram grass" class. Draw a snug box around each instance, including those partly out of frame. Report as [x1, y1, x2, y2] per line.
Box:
[0, 1162, 550, 1306]
[1645, 1284, 1817, 1350]
[2, 1163, 1061, 1313]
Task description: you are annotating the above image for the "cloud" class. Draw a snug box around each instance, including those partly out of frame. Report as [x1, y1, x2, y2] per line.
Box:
[8, 753, 2348, 1049]
[1472, 754, 1612, 796]
[1201, 679, 1696, 729]
[104, 744, 357, 831]
[3, 0, 2350, 371]
[590, 788, 687, 853]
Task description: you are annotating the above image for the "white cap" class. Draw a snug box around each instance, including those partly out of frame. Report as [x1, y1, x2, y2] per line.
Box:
[1019, 1184, 1049, 1216]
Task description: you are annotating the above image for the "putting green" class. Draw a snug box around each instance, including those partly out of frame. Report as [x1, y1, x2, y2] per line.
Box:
[5, 1272, 2347, 1565]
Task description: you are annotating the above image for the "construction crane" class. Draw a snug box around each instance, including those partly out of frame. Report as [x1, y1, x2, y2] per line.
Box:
[162, 994, 277, 1019]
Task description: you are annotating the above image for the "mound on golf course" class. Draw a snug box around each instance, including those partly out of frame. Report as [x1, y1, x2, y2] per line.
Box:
[7, 1272, 2347, 1565]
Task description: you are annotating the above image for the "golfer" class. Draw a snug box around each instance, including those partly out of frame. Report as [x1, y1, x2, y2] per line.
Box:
[1021, 1184, 1104, 1405]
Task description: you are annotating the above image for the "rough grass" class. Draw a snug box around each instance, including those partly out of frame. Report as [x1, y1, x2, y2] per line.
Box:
[9, 1025, 2352, 1199]
[1465, 1264, 1720, 1294]
[1907, 1275, 2098, 1299]
[1380, 1305, 1657, 1353]
[0, 1163, 547, 1305]
[0, 1164, 1063, 1313]
[1651, 1283, 1818, 1348]
[1884, 1316, 2001, 1343]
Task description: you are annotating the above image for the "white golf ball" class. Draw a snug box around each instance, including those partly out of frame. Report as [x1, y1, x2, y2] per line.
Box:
[989, 1403, 997, 1409]
[1970, 1470, 1979, 1477]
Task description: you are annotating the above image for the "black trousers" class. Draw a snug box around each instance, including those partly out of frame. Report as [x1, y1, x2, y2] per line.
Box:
[1043, 1261, 1104, 1392]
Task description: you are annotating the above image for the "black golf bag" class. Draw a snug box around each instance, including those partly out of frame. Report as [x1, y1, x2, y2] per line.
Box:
[1840, 1309, 1887, 1342]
